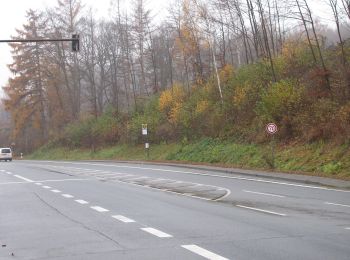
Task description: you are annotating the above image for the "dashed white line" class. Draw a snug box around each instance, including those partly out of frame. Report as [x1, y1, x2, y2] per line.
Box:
[141, 227, 173, 238]
[14, 175, 33, 182]
[236, 204, 286, 216]
[51, 189, 61, 193]
[243, 190, 285, 198]
[62, 194, 74, 198]
[42, 186, 51, 189]
[75, 199, 89, 204]
[6, 172, 12, 175]
[90, 206, 109, 212]
[35, 183, 43, 186]
[345, 227, 350, 230]
[325, 202, 350, 208]
[112, 215, 136, 223]
[181, 245, 229, 260]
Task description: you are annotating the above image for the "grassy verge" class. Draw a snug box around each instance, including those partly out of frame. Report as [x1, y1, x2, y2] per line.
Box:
[28, 139, 350, 180]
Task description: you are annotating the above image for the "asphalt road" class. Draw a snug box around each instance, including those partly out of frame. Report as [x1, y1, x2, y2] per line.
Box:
[0, 160, 349, 260]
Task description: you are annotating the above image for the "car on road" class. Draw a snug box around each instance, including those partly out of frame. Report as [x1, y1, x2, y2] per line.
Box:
[0, 147, 13, 161]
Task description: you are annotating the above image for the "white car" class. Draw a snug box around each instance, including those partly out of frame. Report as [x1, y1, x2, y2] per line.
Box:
[0, 148, 13, 162]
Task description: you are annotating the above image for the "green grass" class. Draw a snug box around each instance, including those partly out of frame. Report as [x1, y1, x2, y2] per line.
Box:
[28, 138, 350, 180]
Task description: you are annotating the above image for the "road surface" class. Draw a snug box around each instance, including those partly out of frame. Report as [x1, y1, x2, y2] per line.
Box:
[0, 160, 349, 259]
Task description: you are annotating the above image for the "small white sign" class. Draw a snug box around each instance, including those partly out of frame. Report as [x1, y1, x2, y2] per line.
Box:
[142, 124, 148, 135]
[266, 123, 278, 134]
[145, 143, 150, 149]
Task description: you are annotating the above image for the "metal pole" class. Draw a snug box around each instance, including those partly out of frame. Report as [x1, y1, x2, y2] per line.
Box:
[272, 135, 275, 169]
[0, 38, 77, 43]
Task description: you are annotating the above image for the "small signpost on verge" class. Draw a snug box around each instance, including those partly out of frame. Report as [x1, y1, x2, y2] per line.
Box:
[266, 123, 278, 168]
[142, 124, 148, 136]
[142, 124, 149, 159]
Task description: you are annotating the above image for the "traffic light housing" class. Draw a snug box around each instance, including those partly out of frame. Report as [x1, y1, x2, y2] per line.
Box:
[72, 34, 79, 52]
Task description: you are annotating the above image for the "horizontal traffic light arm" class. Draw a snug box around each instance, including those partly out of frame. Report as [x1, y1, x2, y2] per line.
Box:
[0, 38, 77, 43]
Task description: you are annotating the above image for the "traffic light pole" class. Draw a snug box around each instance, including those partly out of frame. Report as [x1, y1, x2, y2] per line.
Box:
[0, 38, 76, 43]
[0, 34, 80, 51]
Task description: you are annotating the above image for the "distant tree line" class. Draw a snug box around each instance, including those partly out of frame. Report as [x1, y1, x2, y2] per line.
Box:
[2, 0, 350, 152]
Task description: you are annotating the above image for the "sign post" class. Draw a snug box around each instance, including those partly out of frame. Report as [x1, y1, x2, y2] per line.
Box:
[142, 124, 149, 159]
[266, 123, 278, 168]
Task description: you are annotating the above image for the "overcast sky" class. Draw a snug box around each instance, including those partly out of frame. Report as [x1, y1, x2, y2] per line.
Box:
[0, 0, 336, 93]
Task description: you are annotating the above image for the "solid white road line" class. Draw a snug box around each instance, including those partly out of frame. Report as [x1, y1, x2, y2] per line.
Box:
[325, 202, 350, 208]
[75, 199, 89, 204]
[35, 183, 42, 186]
[34, 161, 350, 193]
[42, 186, 51, 189]
[14, 175, 33, 182]
[95, 173, 131, 178]
[141, 227, 173, 238]
[236, 204, 286, 216]
[0, 181, 35, 185]
[124, 176, 150, 181]
[243, 190, 285, 198]
[90, 206, 109, 212]
[62, 194, 74, 198]
[112, 215, 136, 223]
[36, 178, 88, 183]
[181, 245, 229, 260]
[51, 189, 61, 193]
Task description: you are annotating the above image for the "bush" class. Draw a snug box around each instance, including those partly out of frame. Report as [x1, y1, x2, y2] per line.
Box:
[256, 79, 305, 139]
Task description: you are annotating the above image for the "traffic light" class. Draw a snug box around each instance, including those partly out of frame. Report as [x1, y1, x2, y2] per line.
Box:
[72, 34, 79, 52]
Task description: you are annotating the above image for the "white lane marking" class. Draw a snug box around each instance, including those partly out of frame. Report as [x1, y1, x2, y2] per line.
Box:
[112, 215, 136, 223]
[0, 170, 5, 172]
[325, 202, 350, 208]
[123, 176, 150, 181]
[90, 206, 109, 212]
[75, 199, 89, 204]
[236, 204, 287, 216]
[345, 227, 350, 230]
[96, 173, 133, 178]
[141, 227, 173, 238]
[0, 181, 33, 185]
[181, 245, 229, 260]
[0, 179, 88, 186]
[51, 189, 61, 193]
[20, 163, 231, 200]
[62, 194, 74, 198]
[35, 178, 89, 183]
[42, 186, 51, 189]
[35, 183, 42, 186]
[243, 190, 285, 198]
[30, 161, 350, 193]
[6, 172, 12, 175]
[14, 175, 33, 182]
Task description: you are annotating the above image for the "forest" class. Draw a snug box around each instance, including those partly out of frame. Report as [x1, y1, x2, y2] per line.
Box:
[2, 0, 350, 177]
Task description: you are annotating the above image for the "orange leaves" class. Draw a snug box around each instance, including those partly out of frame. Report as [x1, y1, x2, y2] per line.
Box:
[159, 84, 187, 125]
[219, 64, 234, 83]
[195, 100, 209, 115]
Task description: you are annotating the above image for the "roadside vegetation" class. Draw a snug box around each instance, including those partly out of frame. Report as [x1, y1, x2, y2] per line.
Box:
[3, 0, 350, 180]
[29, 39, 350, 180]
